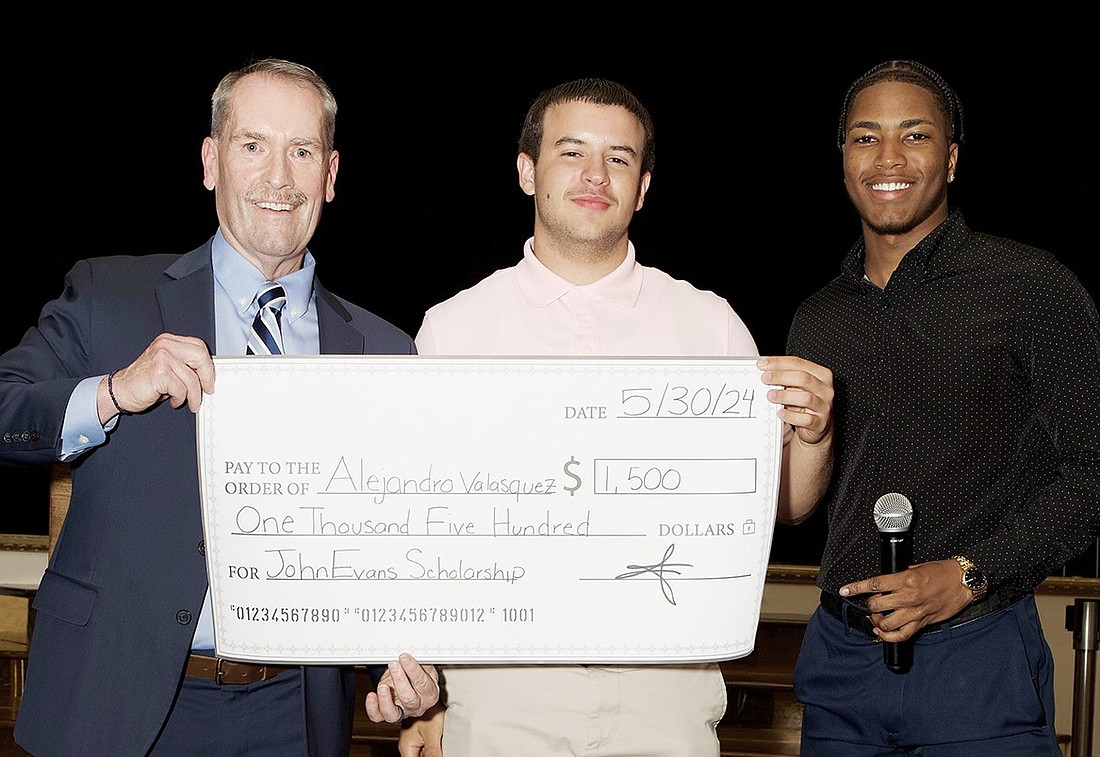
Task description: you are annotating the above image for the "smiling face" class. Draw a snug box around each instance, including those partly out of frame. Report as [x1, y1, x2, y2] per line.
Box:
[842, 80, 958, 247]
[202, 73, 338, 280]
[518, 100, 650, 279]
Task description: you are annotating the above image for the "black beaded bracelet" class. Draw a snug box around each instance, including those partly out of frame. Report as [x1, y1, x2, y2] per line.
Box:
[107, 369, 129, 415]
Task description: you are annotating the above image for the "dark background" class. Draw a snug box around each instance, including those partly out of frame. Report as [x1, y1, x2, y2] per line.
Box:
[2, 6, 1096, 566]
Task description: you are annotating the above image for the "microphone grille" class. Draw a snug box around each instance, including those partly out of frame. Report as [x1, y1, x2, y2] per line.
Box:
[873, 492, 913, 533]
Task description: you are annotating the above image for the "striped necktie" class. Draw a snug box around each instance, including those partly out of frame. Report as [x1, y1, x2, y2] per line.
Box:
[246, 282, 287, 355]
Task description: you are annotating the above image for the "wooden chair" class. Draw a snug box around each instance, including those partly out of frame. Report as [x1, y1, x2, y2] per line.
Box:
[48, 464, 71, 558]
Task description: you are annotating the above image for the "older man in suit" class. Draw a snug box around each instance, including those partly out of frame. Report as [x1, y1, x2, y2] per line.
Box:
[0, 58, 437, 757]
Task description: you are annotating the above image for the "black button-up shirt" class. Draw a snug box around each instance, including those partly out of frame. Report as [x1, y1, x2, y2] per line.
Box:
[787, 210, 1100, 595]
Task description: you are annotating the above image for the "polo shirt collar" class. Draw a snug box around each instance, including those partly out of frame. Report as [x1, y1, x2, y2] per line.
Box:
[515, 237, 643, 308]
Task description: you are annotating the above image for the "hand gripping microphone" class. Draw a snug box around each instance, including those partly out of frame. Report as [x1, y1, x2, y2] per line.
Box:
[873, 492, 914, 674]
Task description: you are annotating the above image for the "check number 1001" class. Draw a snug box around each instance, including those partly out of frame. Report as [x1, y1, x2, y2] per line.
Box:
[619, 384, 755, 418]
[594, 458, 758, 496]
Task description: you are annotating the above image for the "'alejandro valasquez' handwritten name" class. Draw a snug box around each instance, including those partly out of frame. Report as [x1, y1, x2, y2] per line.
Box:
[323, 457, 557, 503]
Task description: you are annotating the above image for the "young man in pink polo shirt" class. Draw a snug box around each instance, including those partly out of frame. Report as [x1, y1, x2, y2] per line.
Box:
[396, 77, 834, 757]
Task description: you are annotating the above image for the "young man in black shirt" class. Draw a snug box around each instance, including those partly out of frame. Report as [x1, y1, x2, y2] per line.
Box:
[784, 59, 1100, 755]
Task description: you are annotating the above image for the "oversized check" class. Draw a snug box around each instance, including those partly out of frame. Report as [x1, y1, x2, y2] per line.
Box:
[197, 355, 783, 664]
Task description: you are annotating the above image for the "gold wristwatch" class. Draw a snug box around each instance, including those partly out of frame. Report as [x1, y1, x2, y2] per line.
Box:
[951, 555, 989, 603]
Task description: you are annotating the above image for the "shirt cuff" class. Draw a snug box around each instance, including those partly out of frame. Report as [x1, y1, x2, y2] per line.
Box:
[59, 375, 116, 459]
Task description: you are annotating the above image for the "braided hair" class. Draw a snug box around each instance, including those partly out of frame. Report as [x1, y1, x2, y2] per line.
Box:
[836, 60, 964, 150]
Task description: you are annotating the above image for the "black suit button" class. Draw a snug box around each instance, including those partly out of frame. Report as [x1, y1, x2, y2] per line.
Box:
[2, 433, 10, 443]
[197, 541, 206, 556]
[30, 430, 40, 442]
[176, 610, 192, 625]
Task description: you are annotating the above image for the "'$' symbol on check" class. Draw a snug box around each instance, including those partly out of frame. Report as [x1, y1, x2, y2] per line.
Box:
[562, 456, 582, 496]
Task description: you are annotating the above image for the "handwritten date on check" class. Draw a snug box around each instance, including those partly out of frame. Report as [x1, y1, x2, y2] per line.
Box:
[197, 355, 782, 664]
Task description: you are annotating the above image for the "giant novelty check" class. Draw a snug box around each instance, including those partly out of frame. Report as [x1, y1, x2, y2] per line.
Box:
[197, 355, 783, 664]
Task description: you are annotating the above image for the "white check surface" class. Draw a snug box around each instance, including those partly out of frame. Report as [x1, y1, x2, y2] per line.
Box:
[197, 355, 782, 664]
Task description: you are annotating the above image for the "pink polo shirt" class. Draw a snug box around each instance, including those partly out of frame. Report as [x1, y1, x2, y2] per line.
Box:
[415, 238, 758, 357]
[413, 237, 759, 755]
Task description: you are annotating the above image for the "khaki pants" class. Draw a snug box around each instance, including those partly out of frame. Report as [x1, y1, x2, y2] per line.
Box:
[440, 663, 726, 757]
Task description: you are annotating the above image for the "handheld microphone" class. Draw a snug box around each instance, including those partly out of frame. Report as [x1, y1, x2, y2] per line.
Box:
[873, 492, 914, 674]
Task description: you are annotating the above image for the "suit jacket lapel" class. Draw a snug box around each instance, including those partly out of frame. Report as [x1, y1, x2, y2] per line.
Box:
[316, 282, 365, 355]
[154, 241, 364, 357]
[157, 242, 217, 352]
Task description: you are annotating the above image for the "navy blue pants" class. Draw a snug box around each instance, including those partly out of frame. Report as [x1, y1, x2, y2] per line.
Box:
[149, 668, 308, 756]
[794, 594, 1061, 756]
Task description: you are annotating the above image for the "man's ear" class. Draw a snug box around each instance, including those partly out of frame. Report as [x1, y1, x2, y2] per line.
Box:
[517, 152, 536, 197]
[325, 150, 339, 203]
[201, 137, 218, 191]
[635, 171, 652, 211]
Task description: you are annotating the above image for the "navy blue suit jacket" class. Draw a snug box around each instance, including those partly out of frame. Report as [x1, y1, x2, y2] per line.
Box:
[0, 240, 415, 756]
